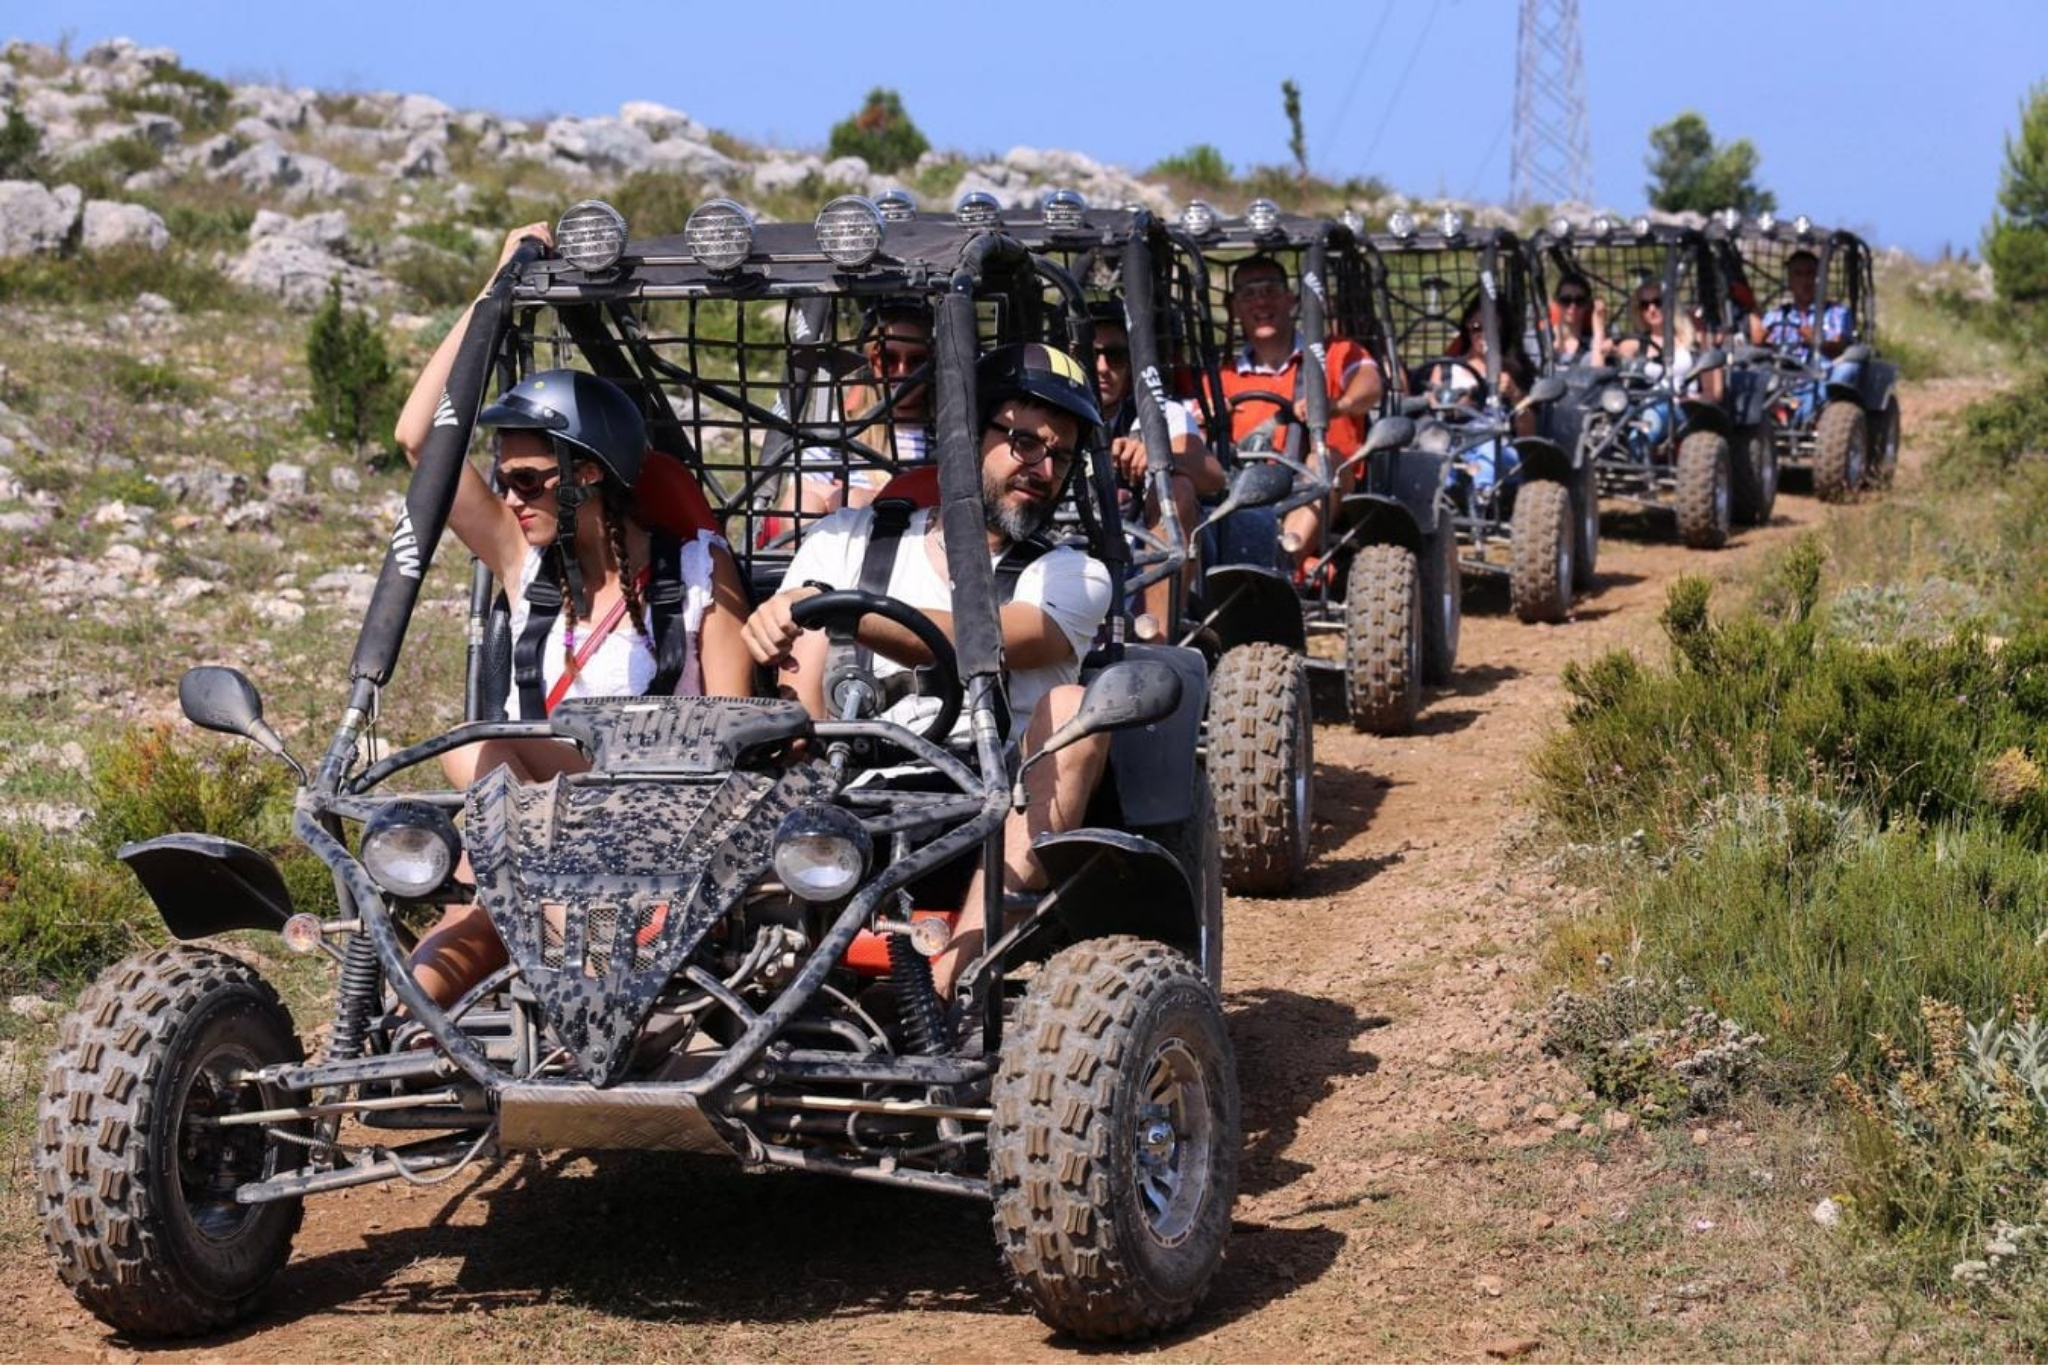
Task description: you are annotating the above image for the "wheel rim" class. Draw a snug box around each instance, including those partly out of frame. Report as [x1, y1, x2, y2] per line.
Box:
[1134, 1039, 1213, 1244]
[176, 1041, 276, 1243]
[1291, 680, 1312, 865]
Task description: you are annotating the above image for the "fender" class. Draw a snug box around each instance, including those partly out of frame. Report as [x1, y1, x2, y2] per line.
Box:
[1356, 447, 1451, 532]
[1721, 366, 1771, 427]
[1338, 492, 1425, 557]
[118, 833, 296, 940]
[1030, 828, 1201, 965]
[1199, 565, 1308, 653]
[1678, 397, 1730, 436]
[1511, 434, 1573, 484]
[1105, 642, 1207, 826]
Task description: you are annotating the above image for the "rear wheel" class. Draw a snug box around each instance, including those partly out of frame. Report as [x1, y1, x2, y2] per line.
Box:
[1675, 431, 1733, 549]
[991, 937, 1239, 1342]
[1207, 644, 1312, 896]
[1730, 421, 1779, 526]
[1813, 401, 1868, 503]
[1343, 543, 1422, 734]
[37, 946, 305, 1338]
[1509, 479, 1573, 624]
[1570, 457, 1601, 592]
[1421, 521, 1461, 685]
[1870, 394, 1901, 488]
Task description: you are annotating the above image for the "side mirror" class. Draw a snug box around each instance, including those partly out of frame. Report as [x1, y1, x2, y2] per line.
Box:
[1035, 660, 1183, 757]
[1226, 460, 1295, 511]
[1838, 342, 1872, 365]
[1517, 374, 1567, 411]
[1364, 415, 1417, 455]
[1682, 346, 1728, 384]
[178, 666, 303, 777]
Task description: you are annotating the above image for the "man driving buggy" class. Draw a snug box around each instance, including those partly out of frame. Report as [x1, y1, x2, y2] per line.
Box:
[740, 342, 1116, 999]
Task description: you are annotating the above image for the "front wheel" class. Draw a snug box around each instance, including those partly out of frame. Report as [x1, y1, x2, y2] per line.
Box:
[1343, 542, 1423, 734]
[1730, 421, 1780, 526]
[37, 945, 305, 1338]
[991, 937, 1240, 1341]
[1570, 457, 1601, 592]
[1207, 644, 1313, 896]
[1421, 521, 1462, 686]
[1509, 478, 1574, 624]
[1813, 401, 1868, 503]
[1870, 394, 1901, 488]
[1675, 431, 1733, 549]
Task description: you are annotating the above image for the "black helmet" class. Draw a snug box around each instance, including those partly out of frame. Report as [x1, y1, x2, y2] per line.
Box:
[977, 342, 1101, 446]
[478, 369, 646, 491]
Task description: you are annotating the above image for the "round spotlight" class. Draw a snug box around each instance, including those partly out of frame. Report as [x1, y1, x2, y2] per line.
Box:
[361, 800, 462, 899]
[1755, 210, 1778, 235]
[1245, 197, 1283, 236]
[1438, 208, 1466, 239]
[1178, 199, 1217, 237]
[1042, 186, 1088, 231]
[954, 190, 1000, 227]
[875, 188, 917, 222]
[1387, 210, 1418, 240]
[1717, 207, 1743, 233]
[1591, 215, 1616, 240]
[772, 804, 872, 903]
[1630, 214, 1652, 237]
[1339, 208, 1365, 235]
[815, 194, 886, 268]
[1416, 421, 1453, 455]
[1792, 213, 1814, 239]
[1599, 385, 1630, 417]
[1548, 214, 1573, 238]
[554, 199, 629, 273]
[684, 198, 755, 271]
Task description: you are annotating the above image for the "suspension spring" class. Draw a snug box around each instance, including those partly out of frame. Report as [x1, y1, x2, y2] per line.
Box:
[887, 932, 947, 1057]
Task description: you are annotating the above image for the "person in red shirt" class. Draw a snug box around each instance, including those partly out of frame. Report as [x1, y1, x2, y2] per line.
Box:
[1217, 254, 1383, 570]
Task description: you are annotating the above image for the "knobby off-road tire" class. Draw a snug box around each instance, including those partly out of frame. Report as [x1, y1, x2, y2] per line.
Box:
[1207, 644, 1313, 896]
[1870, 394, 1902, 489]
[1730, 421, 1780, 526]
[1421, 523, 1462, 686]
[1813, 401, 1868, 503]
[1343, 542, 1423, 734]
[37, 945, 305, 1338]
[1675, 431, 1733, 549]
[1509, 478, 1574, 624]
[990, 936, 1240, 1342]
[1570, 458, 1601, 592]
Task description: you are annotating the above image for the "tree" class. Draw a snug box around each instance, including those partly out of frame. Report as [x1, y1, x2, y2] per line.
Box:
[827, 88, 930, 175]
[304, 276, 395, 459]
[1985, 82, 2048, 306]
[1644, 112, 1776, 216]
[1282, 79, 1308, 190]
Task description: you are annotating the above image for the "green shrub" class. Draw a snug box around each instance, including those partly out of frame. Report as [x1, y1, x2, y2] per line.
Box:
[1152, 143, 1231, 189]
[0, 824, 155, 987]
[0, 102, 45, 180]
[1932, 367, 2048, 485]
[607, 170, 705, 238]
[104, 61, 234, 135]
[826, 88, 929, 175]
[89, 724, 295, 860]
[304, 275, 397, 458]
[105, 352, 207, 407]
[56, 133, 163, 199]
[0, 245, 253, 312]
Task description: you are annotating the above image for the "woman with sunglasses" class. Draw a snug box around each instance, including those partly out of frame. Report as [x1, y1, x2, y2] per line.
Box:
[393, 224, 754, 1004]
[1549, 271, 1608, 365]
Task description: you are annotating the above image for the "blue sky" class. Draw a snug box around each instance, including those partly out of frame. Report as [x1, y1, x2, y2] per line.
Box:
[14, 1, 2043, 257]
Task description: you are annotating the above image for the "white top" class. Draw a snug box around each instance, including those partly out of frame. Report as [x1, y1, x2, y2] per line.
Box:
[781, 506, 1113, 740]
[506, 532, 724, 719]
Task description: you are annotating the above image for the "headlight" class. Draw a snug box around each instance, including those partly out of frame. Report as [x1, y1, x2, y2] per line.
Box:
[1416, 421, 1453, 455]
[685, 198, 755, 271]
[772, 805, 872, 902]
[954, 190, 1000, 227]
[1042, 186, 1088, 231]
[1178, 199, 1217, 237]
[1387, 209, 1417, 240]
[1599, 385, 1629, 416]
[362, 800, 461, 898]
[1629, 214, 1652, 238]
[815, 194, 885, 268]
[1438, 208, 1466, 240]
[555, 199, 629, 272]
[875, 188, 917, 222]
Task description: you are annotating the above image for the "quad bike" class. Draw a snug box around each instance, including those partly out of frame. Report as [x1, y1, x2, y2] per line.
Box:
[37, 198, 1238, 1343]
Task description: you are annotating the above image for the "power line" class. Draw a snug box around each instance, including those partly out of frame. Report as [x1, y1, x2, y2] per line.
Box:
[1357, 0, 1445, 176]
[1318, 4, 1399, 164]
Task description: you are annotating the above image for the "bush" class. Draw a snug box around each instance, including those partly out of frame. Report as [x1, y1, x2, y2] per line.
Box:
[305, 275, 398, 458]
[0, 245, 252, 312]
[1930, 366, 2048, 485]
[608, 169, 705, 238]
[0, 823, 154, 987]
[104, 61, 233, 135]
[1151, 143, 1231, 189]
[0, 102, 45, 180]
[89, 724, 296, 861]
[826, 88, 929, 175]
[56, 133, 163, 199]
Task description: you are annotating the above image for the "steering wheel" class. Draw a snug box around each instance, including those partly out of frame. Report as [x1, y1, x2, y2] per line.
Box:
[1226, 388, 1301, 453]
[1420, 357, 1489, 411]
[790, 589, 962, 743]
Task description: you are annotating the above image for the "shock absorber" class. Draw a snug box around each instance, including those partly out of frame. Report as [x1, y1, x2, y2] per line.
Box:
[887, 932, 947, 1056]
[327, 931, 383, 1061]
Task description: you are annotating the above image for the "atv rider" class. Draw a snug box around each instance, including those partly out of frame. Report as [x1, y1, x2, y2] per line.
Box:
[392, 223, 754, 1005]
[1749, 247, 1855, 422]
[740, 342, 1115, 997]
[1217, 254, 1383, 571]
[785, 298, 936, 517]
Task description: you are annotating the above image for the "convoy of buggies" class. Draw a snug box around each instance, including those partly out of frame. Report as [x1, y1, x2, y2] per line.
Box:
[35, 188, 1896, 1343]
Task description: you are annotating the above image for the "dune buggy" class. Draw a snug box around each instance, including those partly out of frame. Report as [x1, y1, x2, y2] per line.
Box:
[990, 194, 1309, 893]
[1373, 212, 1582, 623]
[1179, 200, 1448, 735]
[1530, 216, 1756, 550]
[36, 197, 1238, 1343]
[1709, 212, 1899, 502]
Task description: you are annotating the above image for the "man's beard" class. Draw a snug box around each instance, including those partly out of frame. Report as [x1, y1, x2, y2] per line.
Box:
[982, 464, 1054, 542]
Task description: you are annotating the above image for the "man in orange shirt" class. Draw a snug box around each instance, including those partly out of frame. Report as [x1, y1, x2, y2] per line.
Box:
[1217, 254, 1383, 571]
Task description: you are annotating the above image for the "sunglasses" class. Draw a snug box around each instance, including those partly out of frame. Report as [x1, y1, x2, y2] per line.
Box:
[1097, 344, 1131, 364]
[493, 464, 562, 500]
[1556, 293, 1589, 306]
[1636, 296, 1665, 311]
[987, 422, 1075, 467]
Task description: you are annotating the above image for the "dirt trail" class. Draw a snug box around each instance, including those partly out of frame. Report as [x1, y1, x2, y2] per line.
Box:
[1, 383, 1982, 1364]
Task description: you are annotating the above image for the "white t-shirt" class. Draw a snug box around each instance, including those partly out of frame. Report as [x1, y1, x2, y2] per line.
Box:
[781, 506, 1113, 739]
[506, 532, 725, 719]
